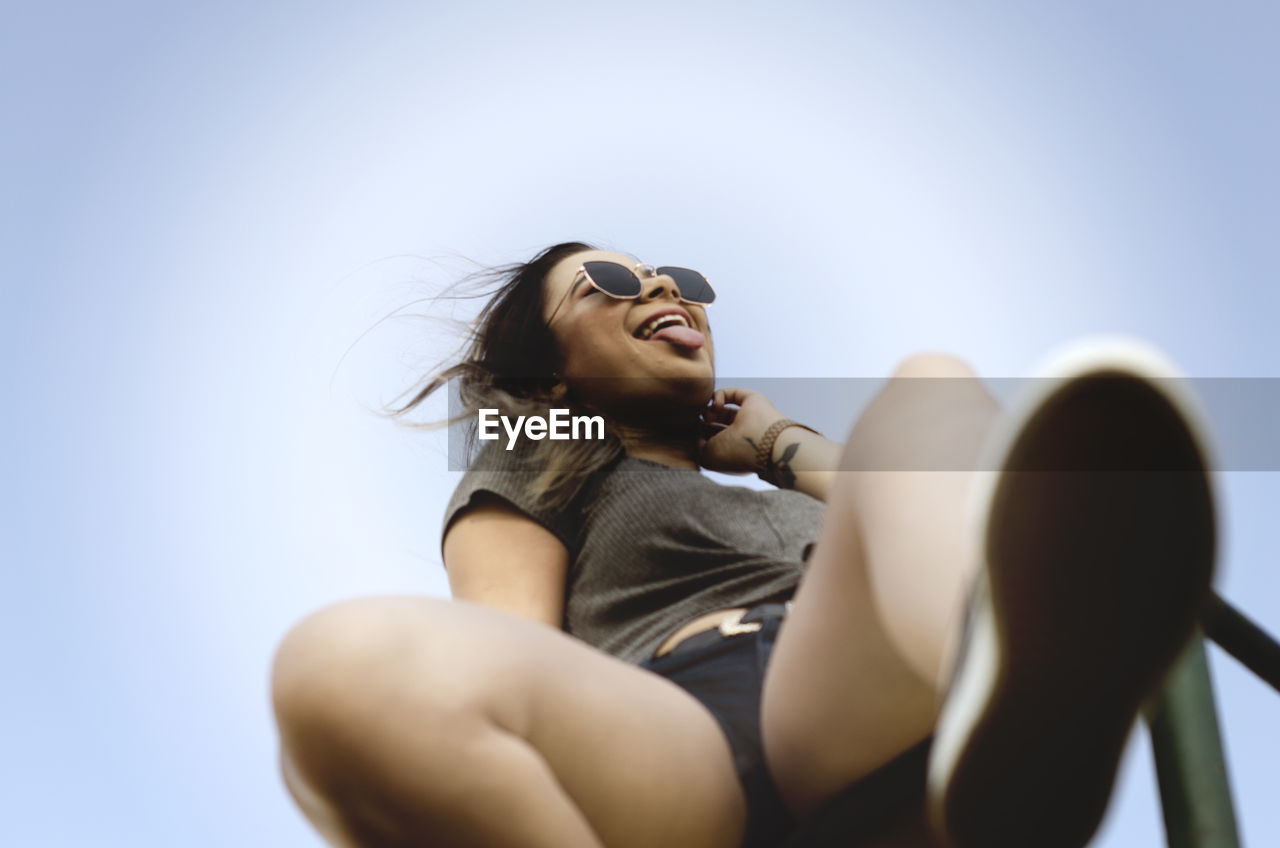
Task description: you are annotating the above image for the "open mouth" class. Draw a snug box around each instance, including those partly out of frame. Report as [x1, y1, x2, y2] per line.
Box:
[632, 308, 706, 350]
[634, 312, 693, 340]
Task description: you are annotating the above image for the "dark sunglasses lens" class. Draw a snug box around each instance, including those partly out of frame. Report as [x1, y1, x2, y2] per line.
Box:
[659, 267, 716, 304]
[583, 261, 642, 297]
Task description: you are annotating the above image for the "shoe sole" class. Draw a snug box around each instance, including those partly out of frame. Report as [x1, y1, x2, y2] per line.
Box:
[926, 337, 1218, 848]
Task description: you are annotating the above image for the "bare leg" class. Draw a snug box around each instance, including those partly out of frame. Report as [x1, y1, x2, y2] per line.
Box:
[837, 354, 1001, 687]
[271, 597, 748, 848]
[763, 353, 1000, 817]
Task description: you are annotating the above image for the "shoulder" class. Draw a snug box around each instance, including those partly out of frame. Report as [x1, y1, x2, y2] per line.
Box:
[442, 438, 608, 555]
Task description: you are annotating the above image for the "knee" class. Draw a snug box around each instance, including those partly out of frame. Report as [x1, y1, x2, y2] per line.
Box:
[271, 597, 485, 840]
[270, 597, 457, 767]
[889, 351, 979, 379]
[273, 598, 404, 714]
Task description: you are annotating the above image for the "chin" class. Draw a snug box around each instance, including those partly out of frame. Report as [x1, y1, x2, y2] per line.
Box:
[659, 374, 715, 409]
[646, 357, 715, 405]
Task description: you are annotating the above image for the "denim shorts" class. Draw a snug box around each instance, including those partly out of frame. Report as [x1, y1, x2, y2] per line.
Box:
[637, 605, 795, 848]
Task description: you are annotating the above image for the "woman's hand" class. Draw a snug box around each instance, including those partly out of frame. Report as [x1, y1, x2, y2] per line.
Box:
[696, 387, 787, 475]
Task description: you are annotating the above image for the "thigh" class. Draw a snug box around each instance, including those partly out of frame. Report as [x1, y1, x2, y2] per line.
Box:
[273, 596, 747, 848]
[760, 493, 939, 818]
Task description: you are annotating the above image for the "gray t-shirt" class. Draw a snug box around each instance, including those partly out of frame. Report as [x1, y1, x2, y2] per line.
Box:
[442, 439, 825, 665]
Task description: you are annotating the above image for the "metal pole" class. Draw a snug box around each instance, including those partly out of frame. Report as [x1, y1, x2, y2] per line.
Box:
[1201, 592, 1280, 694]
[1143, 632, 1241, 848]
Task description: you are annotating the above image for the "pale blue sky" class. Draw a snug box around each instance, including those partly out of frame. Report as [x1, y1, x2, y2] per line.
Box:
[3, 2, 1277, 845]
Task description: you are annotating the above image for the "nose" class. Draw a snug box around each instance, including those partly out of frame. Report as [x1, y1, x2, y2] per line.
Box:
[637, 265, 680, 301]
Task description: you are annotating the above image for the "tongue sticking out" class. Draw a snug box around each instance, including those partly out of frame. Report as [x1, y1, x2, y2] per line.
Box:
[650, 325, 705, 349]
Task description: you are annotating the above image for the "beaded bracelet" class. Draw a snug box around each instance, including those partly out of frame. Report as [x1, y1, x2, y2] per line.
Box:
[755, 419, 821, 485]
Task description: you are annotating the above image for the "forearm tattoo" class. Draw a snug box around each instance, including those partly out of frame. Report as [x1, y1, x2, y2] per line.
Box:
[774, 441, 800, 490]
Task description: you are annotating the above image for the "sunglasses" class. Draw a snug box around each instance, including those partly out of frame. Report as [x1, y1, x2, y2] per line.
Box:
[574, 261, 716, 305]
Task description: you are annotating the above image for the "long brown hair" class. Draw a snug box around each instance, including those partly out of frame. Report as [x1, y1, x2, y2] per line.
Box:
[383, 241, 625, 509]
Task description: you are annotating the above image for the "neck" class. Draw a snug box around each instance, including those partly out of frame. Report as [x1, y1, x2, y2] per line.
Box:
[616, 424, 701, 470]
[569, 387, 708, 471]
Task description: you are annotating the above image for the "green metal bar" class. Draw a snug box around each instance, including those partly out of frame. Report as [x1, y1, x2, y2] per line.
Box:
[1201, 591, 1280, 694]
[1143, 632, 1241, 848]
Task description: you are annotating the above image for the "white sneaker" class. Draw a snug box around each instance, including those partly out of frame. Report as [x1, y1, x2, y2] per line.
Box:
[926, 336, 1218, 848]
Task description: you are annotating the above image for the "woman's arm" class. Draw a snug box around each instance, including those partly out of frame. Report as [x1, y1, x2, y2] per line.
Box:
[698, 387, 842, 503]
[442, 497, 569, 629]
[763, 424, 841, 502]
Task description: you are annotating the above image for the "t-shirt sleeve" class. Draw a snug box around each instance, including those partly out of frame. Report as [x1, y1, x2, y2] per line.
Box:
[441, 438, 582, 560]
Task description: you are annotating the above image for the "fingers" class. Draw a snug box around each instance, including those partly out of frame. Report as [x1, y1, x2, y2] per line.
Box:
[698, 418, 730, 440]
[700, 391, 737, 427]
[701, 409, 736, 428]
[703, 387, 753, 422]
[716, 387, 756, 406]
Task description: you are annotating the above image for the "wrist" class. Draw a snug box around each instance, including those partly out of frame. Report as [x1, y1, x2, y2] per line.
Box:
[755, 419, 820, 486]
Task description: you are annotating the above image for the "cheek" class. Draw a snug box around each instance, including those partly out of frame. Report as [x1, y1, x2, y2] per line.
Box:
[699, 326, 716, 365]
[558, 319, 632, 372]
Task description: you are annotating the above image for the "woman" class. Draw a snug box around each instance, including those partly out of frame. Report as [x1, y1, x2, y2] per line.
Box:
[270, 242, 1217, 848]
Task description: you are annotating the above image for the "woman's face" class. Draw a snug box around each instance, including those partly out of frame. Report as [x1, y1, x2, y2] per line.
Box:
[542, 249, 715, 414]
